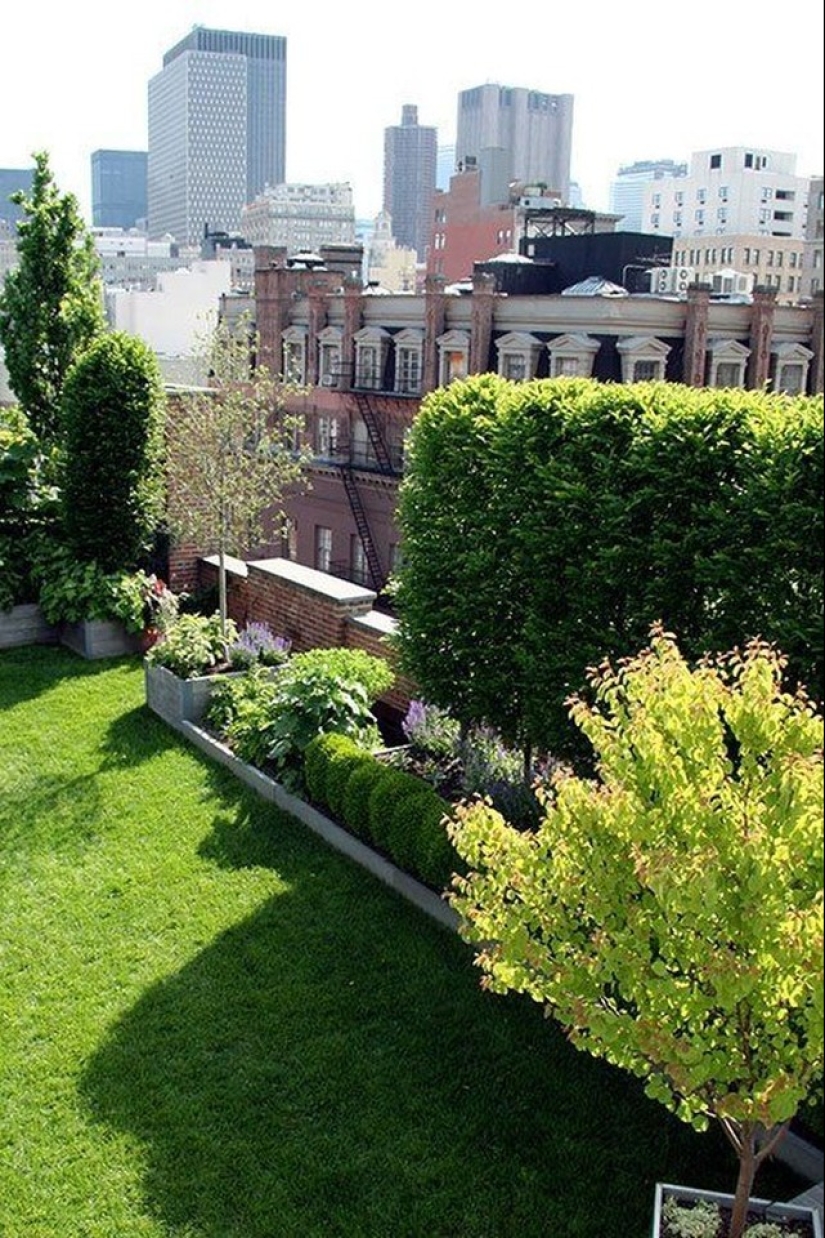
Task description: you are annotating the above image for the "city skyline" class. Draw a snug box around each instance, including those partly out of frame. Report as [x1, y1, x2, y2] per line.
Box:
[1, 0, 822, 228]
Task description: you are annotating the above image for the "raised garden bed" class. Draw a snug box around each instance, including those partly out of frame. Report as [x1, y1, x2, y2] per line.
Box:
[653, 1182, 822, 1238]
[144, 660, 243, 729]
[60, 618, 143, 660]
[0, 603, 58, 650]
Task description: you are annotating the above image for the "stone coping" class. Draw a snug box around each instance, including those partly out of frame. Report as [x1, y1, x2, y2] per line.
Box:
[200, 553, 249, 577]
[245, 557, 376, 607]
[349, 609, 398, 637]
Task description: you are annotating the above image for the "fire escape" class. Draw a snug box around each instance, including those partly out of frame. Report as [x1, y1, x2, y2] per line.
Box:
[337, 390, 400, 594]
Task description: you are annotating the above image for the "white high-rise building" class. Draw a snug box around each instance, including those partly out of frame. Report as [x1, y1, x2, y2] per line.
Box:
[148, 26, 286, 246]
[609, 160, 687, 232]
[241, 183, 356, 253]
[642, 147, 809, 240]
[455, 84, 574, 204]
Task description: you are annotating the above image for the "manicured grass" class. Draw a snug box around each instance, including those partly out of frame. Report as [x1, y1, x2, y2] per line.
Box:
[0, 647, 806, 1238]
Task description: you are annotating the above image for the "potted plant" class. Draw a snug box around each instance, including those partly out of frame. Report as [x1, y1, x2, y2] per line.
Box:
[448, 629, 824, 1238]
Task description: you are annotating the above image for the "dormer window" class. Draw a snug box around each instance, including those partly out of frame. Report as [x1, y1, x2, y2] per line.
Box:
[616, 336, 671, 384]
[547, 333, 601, 378]
[353, 326, 391, 391]
[706, 339, 750, 388]
[317, 326, 343, 388]
[436, 330, 470, 385]
[771, 342, 813, 395]
[495, 331, 542, 382]
[393, 328, 424, 395]
[281, 326, 307, 384]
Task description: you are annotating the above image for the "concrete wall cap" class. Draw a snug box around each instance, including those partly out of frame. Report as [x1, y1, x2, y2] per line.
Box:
[249, 557, 376, 605]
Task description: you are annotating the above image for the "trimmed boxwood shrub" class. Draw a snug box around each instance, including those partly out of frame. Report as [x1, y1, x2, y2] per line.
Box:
[324, 746, 376, 820]
[304, 732, 365, 807]
[341, 763, 384, 842]
[367, 767, 435, 852]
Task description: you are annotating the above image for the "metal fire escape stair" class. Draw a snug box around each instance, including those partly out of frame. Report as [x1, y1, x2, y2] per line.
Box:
[338, 466, 385, 593]
[351, 391, 395, 475]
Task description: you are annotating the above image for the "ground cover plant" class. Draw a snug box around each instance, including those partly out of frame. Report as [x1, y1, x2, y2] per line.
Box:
[0, 648, 810, 1238]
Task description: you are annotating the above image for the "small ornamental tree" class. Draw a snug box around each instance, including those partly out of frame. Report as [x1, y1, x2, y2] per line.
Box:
[61, 332, 166, 573]
[0, 151, 104, 448]
[164, 317, 309, 635]
[449, 628, 824, 1238]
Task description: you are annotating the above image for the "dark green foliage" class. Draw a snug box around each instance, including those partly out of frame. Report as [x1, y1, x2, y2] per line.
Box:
[303, 732, 366, 807]
[0, 407, 58, 609]
[286, 647, 395, 702]
[61, 332, 165, 573]
[367, 766, 432, 851]
[0, 152, 104, 446]
[324, 746, 376, 820]
[396, 376, 824, 761]
[341, 762, 384, 841]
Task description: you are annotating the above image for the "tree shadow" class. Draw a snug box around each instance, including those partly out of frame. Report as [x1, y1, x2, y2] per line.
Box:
[0, 643, 125, 709]
[0, 768, 103, 870]
[79, 800, 804, 1238]
[99, 703, 181, 768]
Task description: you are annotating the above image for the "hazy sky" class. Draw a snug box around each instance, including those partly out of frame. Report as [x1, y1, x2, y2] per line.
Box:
[2, 0, 822, 224]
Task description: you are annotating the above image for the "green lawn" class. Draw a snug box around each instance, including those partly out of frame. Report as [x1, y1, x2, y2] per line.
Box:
[0, 646, 806, 1238]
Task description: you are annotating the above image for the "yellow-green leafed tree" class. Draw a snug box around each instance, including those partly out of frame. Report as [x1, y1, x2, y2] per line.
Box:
[449, 627, 823, 1238]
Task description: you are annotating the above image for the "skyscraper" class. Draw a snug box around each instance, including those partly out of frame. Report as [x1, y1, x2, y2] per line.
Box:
[456, 84, 574, 204]
[148, 26, 286, 245]
[383, 105, 437, 263]
[91, 151, 148, 230]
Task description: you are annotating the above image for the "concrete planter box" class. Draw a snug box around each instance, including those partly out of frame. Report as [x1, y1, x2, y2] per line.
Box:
[144, 661, 241, 730]
[0, 603, 58, 649]
[59, 618, 142, 660]
[653, 1182, 822, 1237]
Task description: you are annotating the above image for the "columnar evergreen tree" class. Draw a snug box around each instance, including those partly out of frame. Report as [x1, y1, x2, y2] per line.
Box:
[61, 332, 166, 573]
[0, 151, 104, 448]
[449, 629, 824, 1238]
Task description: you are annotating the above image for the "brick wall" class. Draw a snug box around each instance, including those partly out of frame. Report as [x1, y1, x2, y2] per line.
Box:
[197, 555, 416, 713]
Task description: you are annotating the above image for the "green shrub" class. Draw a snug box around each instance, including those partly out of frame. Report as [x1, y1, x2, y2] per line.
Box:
[341, 762, 386, 842]
[367, 767, 433, 852]
[414, 797, 460, 891]
[146, 612, 235, 678]
[325, 747, 377, 820]
[384, 790, 437, 876]
[286, 647, 394, 702]
[660, 1197, 720, 1238]
[303, 733, 366, 808]
[206, 665, 278, 739]
[61, 332, 165, 573]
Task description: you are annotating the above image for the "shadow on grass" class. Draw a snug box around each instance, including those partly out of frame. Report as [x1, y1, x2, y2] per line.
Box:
[0, 643, 123, 708]
[99, 703, 181, 768]
[0, 769, 103, 865]
[80, 790, 805, 1238]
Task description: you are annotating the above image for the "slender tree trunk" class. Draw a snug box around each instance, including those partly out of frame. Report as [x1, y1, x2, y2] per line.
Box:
[728, 1131, 757, 1238]
[218, 546, 228, 640]
[523, 741, 533, 784]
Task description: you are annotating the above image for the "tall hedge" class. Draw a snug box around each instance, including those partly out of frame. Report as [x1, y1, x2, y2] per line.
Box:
[395, 375, 824, 761]
[61, 332, 166, 572]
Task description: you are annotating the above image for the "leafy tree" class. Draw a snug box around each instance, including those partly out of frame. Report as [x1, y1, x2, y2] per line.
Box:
[0, 151, 104, 447]
[395, 377, 824, 763]
[164, 317, 309, 634]
[449, 628, 823, 1238]
[61, 332, 166, 573]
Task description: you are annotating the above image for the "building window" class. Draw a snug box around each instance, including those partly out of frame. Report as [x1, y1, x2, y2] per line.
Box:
[316, 416, 339, 459]
[674, 191, 684, 207]
[281, 329, 307, 384]
[282, 518, 298, 561]
[318, 332, 343, 387]
[717, 208, 728, 224]
[695, 210, 705, 225]
[495, 332, 542, 383]
[697, 188, 707, 204]
[437, 330, 470, 386]
[350, 535, 369, 587]
[761, 187, 773, 202]
[393, 329, 424, 395]
[718, 186, 729, 201]
[354, 327, 390, 391]
[706, 339, 750, 389]
[388, 543, 402, 575]
[710, 154, 721, 169]
[776, 251, 784, 267]
[616, 335, 671, 384]
[547, 334, 600, 378]
[715, 362, 743, 387]
[771, 343, 813, 395]
[315, 526, 332, 573]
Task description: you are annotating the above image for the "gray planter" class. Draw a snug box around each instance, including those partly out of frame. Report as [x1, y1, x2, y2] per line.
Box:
[653, 1182, 822, 1237]
[0, 603, 59, 650]
[144, 661, 240, 730]
[59, 618, 142, 660]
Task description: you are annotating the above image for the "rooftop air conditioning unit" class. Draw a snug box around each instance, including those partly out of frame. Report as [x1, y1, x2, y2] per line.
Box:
[650, 266, 694, 295]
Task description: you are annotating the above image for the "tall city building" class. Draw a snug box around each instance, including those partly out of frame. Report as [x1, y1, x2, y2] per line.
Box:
[241, 182, 356, 254]
[91, 150, 148, 230]
[642, 147, 810, 240]
[147, 25, 286, 245]
[455, 84, 574, 204]
[609, 159, 687, 232]
[382, 104, 437, 262]
[0, 168, 35, 231]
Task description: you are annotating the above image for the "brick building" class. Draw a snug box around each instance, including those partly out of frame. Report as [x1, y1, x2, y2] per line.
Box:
[173, 244, 823, 601]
